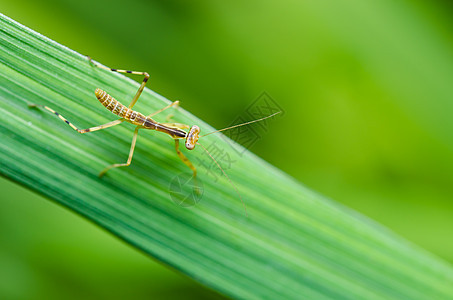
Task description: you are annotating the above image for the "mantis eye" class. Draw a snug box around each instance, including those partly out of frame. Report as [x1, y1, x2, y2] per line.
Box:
[185, 125, 200, 150]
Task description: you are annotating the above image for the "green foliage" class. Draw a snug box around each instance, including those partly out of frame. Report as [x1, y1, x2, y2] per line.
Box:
[1, 13, 453, 300]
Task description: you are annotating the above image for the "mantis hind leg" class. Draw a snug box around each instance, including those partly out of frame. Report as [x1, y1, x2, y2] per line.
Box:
[88, 57, 180, 118]
[29, 104, 124, 133]
[99, 126, 140, 177]
[88, 57, 149, 109]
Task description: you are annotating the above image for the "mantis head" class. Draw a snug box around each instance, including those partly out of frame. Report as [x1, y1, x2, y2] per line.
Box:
[185, 125, 200, 150]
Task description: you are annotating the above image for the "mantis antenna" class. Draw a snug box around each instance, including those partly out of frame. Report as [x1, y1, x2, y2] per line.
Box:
[200, 111, 281, 138]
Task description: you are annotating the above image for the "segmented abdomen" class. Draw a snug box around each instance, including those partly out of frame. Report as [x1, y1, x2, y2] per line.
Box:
[95, 88, 149, 126]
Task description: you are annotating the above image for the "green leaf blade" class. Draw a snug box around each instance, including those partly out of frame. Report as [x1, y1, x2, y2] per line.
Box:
[0, 13, 452, 300]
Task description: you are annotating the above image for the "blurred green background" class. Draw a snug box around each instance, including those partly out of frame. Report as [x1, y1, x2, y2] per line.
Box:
[1, 0, 453, 299]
